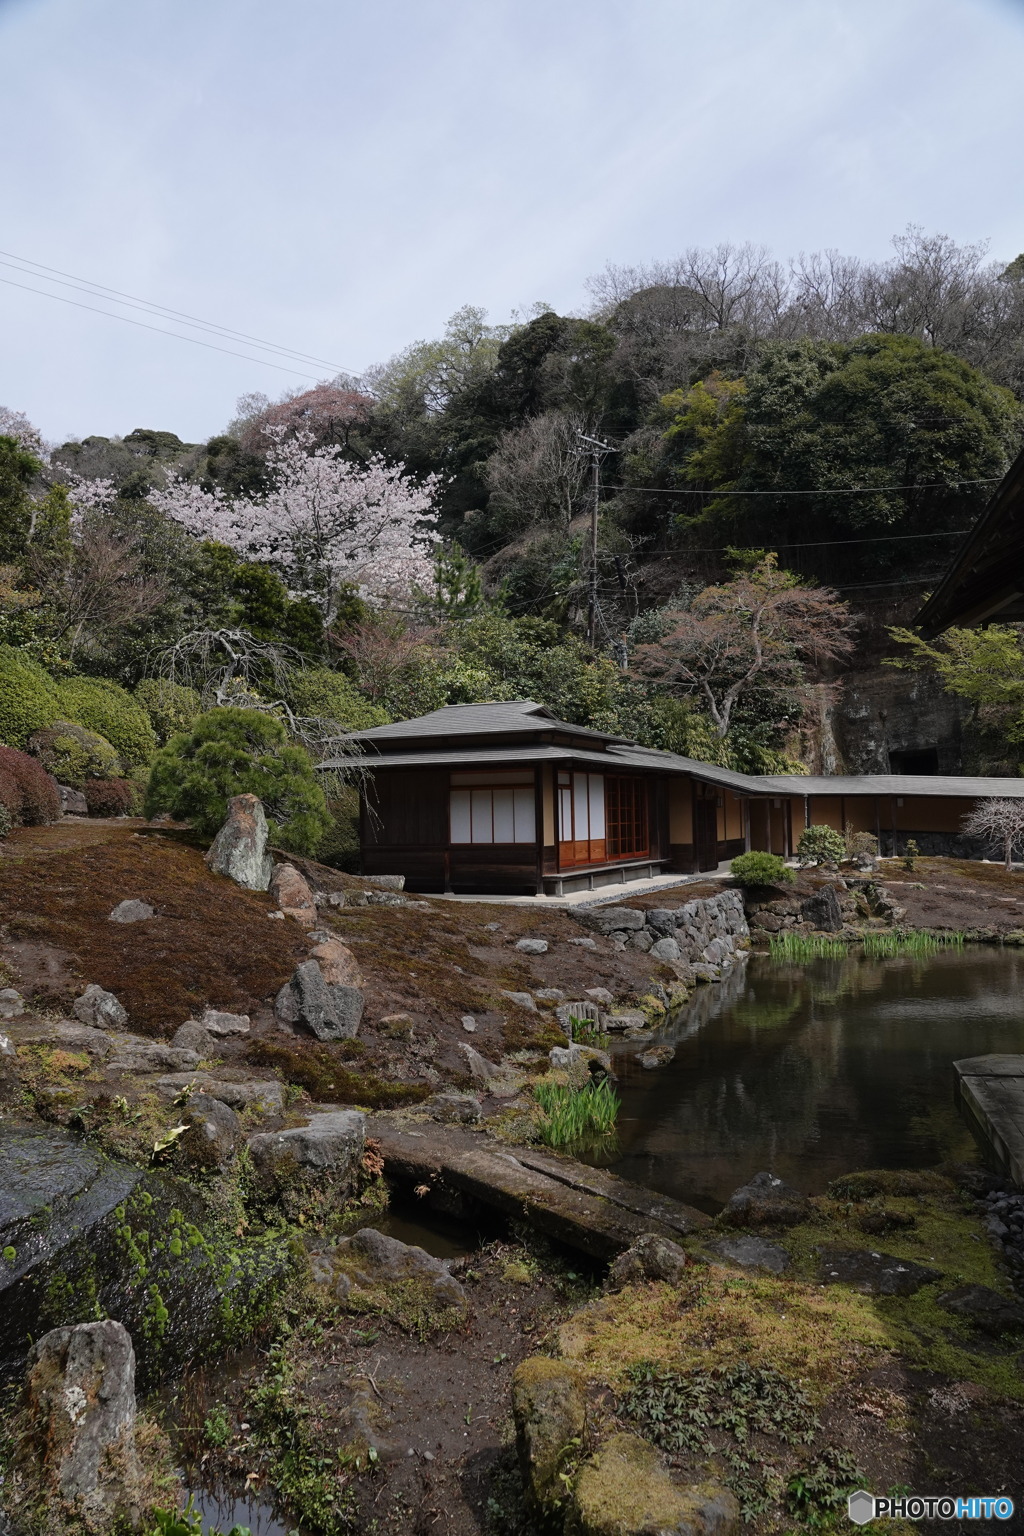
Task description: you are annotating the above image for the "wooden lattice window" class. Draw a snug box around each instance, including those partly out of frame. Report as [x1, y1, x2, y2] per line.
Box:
[606, 776, 648, 858]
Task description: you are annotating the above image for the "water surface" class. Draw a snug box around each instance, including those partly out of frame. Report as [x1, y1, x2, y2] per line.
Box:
[603, 948, 1024, 1211]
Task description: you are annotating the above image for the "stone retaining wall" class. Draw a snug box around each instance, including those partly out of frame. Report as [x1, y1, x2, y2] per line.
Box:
[575, 890, 749, 977]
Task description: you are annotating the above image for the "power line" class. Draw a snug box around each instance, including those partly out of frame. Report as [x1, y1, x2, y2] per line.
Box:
[0, 248, 353, 374]
[602, 479, 1000, 497]
[0, 273, 326, 382]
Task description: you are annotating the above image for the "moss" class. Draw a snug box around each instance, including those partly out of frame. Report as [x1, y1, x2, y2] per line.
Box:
[246, 1038, 430, 1109]
[574, 1434, 735, 1536]
[828, 1169, 955, 1200]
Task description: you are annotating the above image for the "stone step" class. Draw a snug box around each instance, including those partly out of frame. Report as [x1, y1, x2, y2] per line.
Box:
[366, 1120, 710, 1260]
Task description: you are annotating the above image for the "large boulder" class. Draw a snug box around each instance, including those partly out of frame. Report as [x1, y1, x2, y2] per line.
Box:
[313, 1227, 467, 1323]
[606, 1233, 689, 1290]
[574, 906, 646, 935]
[16, 1320, 142, 1532]
[275, 959, 363, 1041]
[247, 1109, 366, 1219]
[72, 984, 128, 1032]
[574, 1434, 739, 1536]
[309, 938, 363, 988]
[937, 1284, 1024, 1335]
[721, 1171, 811, 1228]
[204, 792, 273, 891]
[512, 1356, 587, 1505]
[269, 862, 317, 924]
[800, 884, 843, 933]
[177, 1094, 241, 1171]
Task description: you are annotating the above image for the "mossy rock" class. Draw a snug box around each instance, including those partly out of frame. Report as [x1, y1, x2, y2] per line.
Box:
[573, 1433, 739, 1536]
[828, 1169, 956, 1201]
[512, 1355, 587, 1506]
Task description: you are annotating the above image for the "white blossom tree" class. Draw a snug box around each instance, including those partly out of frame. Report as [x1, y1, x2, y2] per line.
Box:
[961, 797, 1024, 871]
[152, 430, 438, 619]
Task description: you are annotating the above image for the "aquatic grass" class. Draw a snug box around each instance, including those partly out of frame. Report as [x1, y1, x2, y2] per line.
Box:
[534, 1078, 620, 1150]
[768, 933, 849, 961]
[861, 929, 964, 958]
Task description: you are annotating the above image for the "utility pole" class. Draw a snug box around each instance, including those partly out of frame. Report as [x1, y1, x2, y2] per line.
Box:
[577, 433, 616, 648]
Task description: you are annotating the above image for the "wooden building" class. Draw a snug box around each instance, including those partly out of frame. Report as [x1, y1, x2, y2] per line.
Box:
[327, 701, 1024, 895]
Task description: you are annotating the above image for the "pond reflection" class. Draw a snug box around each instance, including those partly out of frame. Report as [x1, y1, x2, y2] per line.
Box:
[602, 948, 1024, 1211]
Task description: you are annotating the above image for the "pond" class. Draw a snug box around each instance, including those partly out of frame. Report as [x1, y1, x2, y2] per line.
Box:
[602, 947, 1024, 1212]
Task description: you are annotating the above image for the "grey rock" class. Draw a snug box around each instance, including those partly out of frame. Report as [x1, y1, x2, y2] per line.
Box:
[501, 990, 537, 1011]
[324, 1226, 466, 1316]
[0, 1031, 14, 1057]
[645, 909, 679, 935]
[204, 792, 273, 891]
[627, 928, 654, 952]
[603, 1010, 648, 1032]
[549, 1042, 612, 1076]
[22, 1320, 139, 1525]
[585, 988, 614, 1006]
[723, 1171, 811, 1228]
[533, 988, 566, 1004]
[107, 1037, 201, 1074]
[638, 1045, 675, 1069]
[200, 1007, 251, 1036]
[691, 963, 722, 983]
[567, 936, 598, 950]
[460, 1015, 477, 1032]
[607, 1233, 689, 1289]
[327, 891, 347, 907]
[709, 1234, 791, 1274]
[938, 1284, 1024, 1335]
[72, 984, 128, 1031]
[819, 1247, 942, 1296]
[58, 784, 88, 816]
[575, 905, 645, 934]
[248, 1109, 366, 1202]
[702, 939, 724, 964]
[459, 1043, 500, 1082]
[801, 884, 844, 933]
[108, 899, 155, 924]
[276, 959, 363, 1040]
[171, 1021, 218, 1055]
[515, 937, 549, 954]
[649, 936, 681, 961]
[512, 1357, 586, 1505]
[0, 987, 26, 1019]
[179, 1094, 241, 1170]
[8, 1018, 115, 1058]
[428, 1091, 482, 1124]
[364, 874, 406, 890]
[155, 1075, 285, 1115]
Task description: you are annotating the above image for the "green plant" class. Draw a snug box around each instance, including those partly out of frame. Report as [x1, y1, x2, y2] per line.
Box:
[284, 666, 389, 731]
[0, 644, 60, 747]
[861, 928, 963, 958]
[56, 675, 157, 767]
[134, 678, 202, 745]
[149, 1501, 252, 1536]
[768, 933, 848, 960]
[730, 850, 794, 888]
[145, 707, 331, 853]
[565, 1013, 607, 1047]
[27, 720, 121, 785]
[786, 1447, 862, 1525]
[202, 1404, 232, 1447]
[902, 837, 921, 870]
[796, 824, 846, 867]
[844, 827, 878, 863]
[534, 1078, 619, 1149]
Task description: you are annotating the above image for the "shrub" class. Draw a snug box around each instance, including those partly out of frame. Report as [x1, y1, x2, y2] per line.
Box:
[145, 706, 331, 854]
[0, 645, 60, 748]
[0, 743, 61, 824]
[55, 676, 157, 768]
[283, 666, 389, 731]
[845, 828, 878, 862]
[0, 800, 12, 839]
[730, 850, 794, 887]
[82, 777, 140, 817]
[28, 720, 122, 786]
[796, 824, 846, 867]
[134, 678, 203, 745]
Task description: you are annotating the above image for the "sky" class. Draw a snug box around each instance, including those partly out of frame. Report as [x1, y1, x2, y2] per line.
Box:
[2, 0, 1024, 446]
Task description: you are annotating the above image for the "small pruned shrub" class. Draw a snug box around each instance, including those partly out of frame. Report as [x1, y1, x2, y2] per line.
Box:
[902, 837, 921, 870]
[145, 707, 331, 854]
[134, 678, 202, 745]
[55, 675, 157, 768]
[28, 720, 121, 786]
[796, 824, 846, 867]
[845, 827, 878, 864]
[0, 743, 60, 824]
[730, 851, 794, 888]
[82, 776, 140, 817]
[0, 644, 60, 748]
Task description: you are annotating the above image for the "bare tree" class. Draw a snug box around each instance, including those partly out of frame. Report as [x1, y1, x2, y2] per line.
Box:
[34, 523, 167, 662]
[632, 554, 855, 738]
[486, 412, 590, 531]
[961, 798, 1024, 871]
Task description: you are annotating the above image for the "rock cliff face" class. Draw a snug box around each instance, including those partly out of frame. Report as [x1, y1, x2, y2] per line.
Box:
[832, 665, 967, 775]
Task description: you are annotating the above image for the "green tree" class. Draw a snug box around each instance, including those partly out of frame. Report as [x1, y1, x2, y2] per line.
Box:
[0, 435, 43, 562]
[145, 707, 331, 852]
[652, 334, 1023, 583]
[888, 622, 1024, 768]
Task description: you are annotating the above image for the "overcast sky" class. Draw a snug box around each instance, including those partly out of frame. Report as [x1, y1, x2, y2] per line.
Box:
[2, 0, 1024, 446]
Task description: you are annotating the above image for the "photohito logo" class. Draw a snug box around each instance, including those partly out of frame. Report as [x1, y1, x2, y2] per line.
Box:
[848, 1491, 1015, 1523]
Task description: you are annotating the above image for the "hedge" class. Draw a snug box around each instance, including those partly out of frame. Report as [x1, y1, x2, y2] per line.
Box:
[0, 743, 61, 825]
[28, 721, 122, 787]
[82, 777, 140, 817]
[134, 678, 202, 745]
[55, 677, 157, 768]
[0, 645, 60, 749]
[284, 667, 389, 732]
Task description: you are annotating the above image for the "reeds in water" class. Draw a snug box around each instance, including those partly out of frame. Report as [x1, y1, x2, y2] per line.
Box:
[768, 933, 849, 961]
[861, 929, 965, 958]
[534, 1078, 620, 1150]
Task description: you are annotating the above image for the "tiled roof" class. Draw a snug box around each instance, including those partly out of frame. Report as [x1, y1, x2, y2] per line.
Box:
[763, 773, 1024, 798]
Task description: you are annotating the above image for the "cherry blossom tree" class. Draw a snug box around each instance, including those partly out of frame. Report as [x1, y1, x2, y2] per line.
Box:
[152, 431, 438, 618]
